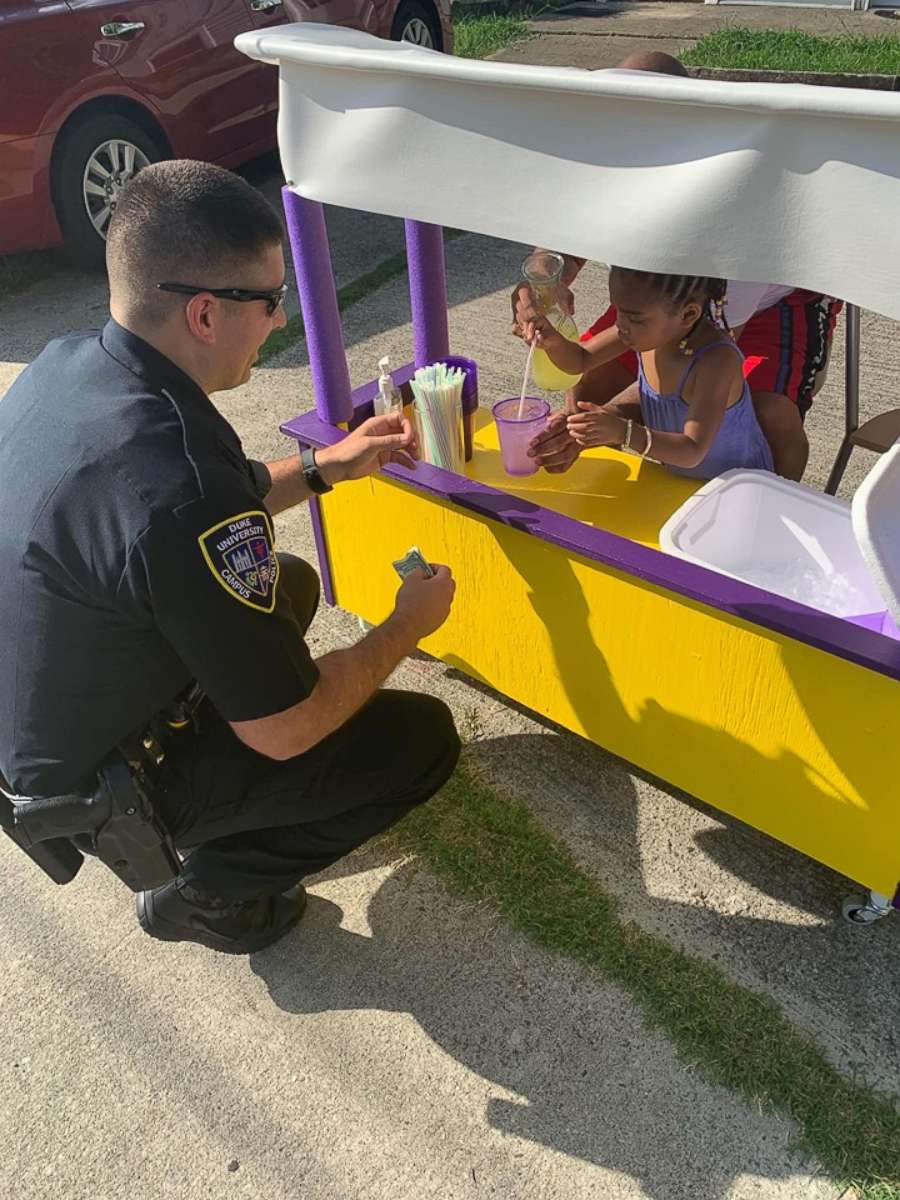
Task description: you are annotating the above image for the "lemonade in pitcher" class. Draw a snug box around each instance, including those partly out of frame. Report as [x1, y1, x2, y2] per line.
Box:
[521, 251, 583, 392]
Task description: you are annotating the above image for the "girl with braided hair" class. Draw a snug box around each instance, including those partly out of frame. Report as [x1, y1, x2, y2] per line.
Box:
[524, 267, 774, 479]
[513, 51, 843, 481]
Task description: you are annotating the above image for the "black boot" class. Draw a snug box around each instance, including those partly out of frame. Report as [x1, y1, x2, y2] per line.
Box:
[136, 876, 307, 954]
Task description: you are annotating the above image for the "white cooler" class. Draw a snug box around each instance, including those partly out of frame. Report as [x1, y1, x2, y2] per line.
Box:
[659, 470, 899, 638]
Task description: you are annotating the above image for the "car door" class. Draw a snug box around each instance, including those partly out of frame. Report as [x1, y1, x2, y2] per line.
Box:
[250, 0, 379, 121]
[0, 0, 109, 252]
[63, 0, 268, 162]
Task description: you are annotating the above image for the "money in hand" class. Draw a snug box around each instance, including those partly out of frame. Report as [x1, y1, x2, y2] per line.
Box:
[392, 545, 435, 580]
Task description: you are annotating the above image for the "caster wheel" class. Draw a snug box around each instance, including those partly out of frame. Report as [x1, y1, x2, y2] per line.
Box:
[842, 893, 892, 926]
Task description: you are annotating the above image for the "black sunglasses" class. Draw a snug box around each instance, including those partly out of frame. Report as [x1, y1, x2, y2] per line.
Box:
[157, 281, 288, 317]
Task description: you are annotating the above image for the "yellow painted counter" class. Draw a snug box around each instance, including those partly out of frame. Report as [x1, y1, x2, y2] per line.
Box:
[310, 410, 900, 899]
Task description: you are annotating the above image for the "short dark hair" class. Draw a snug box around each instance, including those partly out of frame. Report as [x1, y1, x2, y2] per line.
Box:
[106, 159, 284, 326]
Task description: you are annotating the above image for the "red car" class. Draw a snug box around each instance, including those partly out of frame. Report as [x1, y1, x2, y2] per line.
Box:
[0, 0, 452, 265]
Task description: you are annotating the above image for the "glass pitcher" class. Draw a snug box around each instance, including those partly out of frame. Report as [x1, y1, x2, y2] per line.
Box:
[521, 251, 583, 392]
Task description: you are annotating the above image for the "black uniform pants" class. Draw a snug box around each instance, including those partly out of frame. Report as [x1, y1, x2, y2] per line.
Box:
[151, 554, 460, 898]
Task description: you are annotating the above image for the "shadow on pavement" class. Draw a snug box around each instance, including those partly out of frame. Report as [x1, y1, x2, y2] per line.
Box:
[251, 847, 823, 1200]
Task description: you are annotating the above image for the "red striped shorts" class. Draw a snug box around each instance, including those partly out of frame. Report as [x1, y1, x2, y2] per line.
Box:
[583, 289, 842, 415]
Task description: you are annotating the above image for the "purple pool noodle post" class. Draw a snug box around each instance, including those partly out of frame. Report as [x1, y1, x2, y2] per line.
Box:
[404, 220, 450, 368]
[282, 187, 353, 425]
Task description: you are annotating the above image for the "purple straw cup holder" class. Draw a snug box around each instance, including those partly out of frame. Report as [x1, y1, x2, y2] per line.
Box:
[492, 397, 550, 477]
[431, 355, 478, 460]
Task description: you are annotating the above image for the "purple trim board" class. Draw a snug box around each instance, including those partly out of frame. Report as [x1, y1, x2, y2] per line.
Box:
[282, 400, 900, 687]
[308, 493, 336, 608]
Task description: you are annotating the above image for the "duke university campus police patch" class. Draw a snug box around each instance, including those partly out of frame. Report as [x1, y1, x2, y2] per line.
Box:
[198, 510, 279, 613]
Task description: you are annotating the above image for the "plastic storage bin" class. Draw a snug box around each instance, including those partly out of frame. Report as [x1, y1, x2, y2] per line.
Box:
[659, 470, 898, 636]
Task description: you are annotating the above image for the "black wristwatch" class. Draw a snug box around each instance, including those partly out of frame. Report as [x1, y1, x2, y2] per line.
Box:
[300, 446, 333, 495]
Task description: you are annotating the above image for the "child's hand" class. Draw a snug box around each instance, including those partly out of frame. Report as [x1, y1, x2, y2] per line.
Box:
[567, 402, 627, 448]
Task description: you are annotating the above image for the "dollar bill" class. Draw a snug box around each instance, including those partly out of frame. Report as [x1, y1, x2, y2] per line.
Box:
[392, 545, 435, 580]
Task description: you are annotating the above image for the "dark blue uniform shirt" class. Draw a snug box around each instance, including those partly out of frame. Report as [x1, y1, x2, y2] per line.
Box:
[0, 320, 319, 797]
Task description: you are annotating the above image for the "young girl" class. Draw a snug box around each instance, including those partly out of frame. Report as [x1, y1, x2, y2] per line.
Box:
[526, 269, 775, 478]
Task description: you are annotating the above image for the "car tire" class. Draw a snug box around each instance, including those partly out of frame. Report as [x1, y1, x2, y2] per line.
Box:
[391, 0, 441, 50]
[53, 113, 165, 270]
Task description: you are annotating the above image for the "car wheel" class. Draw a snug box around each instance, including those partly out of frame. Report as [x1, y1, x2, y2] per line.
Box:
[391, 0, 441, 50]
[53, 113, 165, 270]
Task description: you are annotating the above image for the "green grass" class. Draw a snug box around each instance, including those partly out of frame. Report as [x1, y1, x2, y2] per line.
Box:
[682, 28, 900, 76]
[453, 7, 532, 60]
[385, 759, 900, 1200]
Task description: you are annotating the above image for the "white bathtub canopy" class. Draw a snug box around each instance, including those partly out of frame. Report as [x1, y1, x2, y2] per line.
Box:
[236, 24, 900, 320]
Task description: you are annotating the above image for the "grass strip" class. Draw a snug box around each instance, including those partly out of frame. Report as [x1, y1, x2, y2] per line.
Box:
[258, 228, 467, 365]
[454, 7, 532, 60]
[387, 759, 900, 1200]
[682, 29, 900, 76]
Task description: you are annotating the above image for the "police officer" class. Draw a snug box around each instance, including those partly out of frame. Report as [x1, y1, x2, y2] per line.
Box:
[0, 160, 459, 955]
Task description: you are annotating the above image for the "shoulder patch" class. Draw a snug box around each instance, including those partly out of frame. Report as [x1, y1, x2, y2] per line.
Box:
[198, 510, 279, 613]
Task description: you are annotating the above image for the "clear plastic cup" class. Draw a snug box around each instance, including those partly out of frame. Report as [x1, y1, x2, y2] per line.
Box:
[492, 397, 550, 477]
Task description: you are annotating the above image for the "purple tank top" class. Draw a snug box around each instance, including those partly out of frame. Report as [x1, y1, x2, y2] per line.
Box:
[638, 341, 774, 479]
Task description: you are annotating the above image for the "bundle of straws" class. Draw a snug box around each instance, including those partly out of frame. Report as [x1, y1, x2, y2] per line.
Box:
[410, 363, 465, 473]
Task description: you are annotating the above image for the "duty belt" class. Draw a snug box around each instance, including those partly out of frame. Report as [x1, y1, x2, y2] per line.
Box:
[0, 684, 204, 892]
[118, 682, 205, 794]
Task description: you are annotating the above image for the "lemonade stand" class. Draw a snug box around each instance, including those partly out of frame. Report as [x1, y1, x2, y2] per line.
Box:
[237, 25, 900, 924]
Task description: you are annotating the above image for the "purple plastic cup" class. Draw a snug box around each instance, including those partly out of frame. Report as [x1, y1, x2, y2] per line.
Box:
[431, 355, 478, 461]
[492, 396, 550, 477]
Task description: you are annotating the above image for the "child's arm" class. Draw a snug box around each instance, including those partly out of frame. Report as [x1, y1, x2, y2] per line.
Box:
[528, 317, 627, 377]
[567, 347, 740, 469]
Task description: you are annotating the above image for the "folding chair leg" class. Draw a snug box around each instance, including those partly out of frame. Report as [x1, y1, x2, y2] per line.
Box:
[825, 436, 854, 495]
[826, 304, 861, 496]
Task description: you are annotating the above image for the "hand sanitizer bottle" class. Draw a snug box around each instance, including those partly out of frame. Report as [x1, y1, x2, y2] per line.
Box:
[375, 355, 404, 418]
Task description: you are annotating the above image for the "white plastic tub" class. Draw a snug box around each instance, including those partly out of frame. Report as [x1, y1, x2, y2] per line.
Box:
[660, 470, 898, 636]
[852, 437, 900, 629]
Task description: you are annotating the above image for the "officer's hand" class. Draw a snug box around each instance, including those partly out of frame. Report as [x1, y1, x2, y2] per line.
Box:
[319, 411, 419, 483]
[393, 564, 455, 640]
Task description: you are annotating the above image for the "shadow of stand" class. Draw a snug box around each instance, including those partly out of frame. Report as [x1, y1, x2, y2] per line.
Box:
[435, 498, 900, 1093]
[251, 867, 819, 1200]
[251, 490, 898, 1193]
